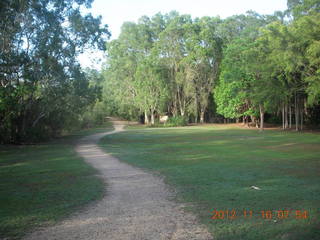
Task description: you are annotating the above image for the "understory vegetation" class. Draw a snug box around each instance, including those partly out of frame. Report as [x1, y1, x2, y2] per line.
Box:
[100, 125, 320, 240]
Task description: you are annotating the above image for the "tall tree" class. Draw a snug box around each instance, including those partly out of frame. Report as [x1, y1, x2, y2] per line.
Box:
[0, 0, 109, 143]
[184, 17, 222, 123]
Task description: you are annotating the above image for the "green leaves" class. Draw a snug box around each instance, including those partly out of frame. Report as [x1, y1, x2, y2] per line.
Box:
[0, 0, 110, 143]
[103, 13, 222, 123]
[102, 5, 320, 127]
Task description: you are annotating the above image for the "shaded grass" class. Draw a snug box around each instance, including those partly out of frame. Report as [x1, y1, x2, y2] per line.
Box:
[100, 125, 320, 240]
[0, 124, 113, 239]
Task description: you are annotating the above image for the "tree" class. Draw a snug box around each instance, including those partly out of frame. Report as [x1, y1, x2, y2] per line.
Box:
[135, 56, 169, 125]
[183, 17, 222, 123]
[214, 12, 273, 128]
[157, 13, 193, 117]
[0, 0, 109, 143]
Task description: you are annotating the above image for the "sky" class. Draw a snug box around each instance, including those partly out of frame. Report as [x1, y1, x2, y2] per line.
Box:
[79, 0, 288, 68]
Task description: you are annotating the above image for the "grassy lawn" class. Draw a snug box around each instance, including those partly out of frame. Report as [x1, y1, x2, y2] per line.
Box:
[100, 125, 320, 240]
[0, 125, 112, 239]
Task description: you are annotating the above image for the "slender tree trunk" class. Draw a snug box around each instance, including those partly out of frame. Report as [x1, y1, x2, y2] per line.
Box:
[289, 101, 292, 129]
[282, 103, 285, 130]
[243, 116, 249, 127]
[200, 110, 205, 124]
[295, 92, 299, 131]
[251, 116, 258, 128]
[300, 98, 303, 131]
[194, 95, 198, 124]
[173, 96, 178, 117]
[32, 112, 46, 127]
[259, 105, 264, 132]
[144, 110, 149, 125]
[150, 111, 155, 125]
[285, 102, 288, 129]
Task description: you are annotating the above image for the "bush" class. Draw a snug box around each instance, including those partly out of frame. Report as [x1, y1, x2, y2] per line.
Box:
[166, 116, 188, 127]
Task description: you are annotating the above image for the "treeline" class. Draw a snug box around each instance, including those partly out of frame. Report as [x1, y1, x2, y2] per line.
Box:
[0, 0, 109, 143]
[101, 0, 320, 129]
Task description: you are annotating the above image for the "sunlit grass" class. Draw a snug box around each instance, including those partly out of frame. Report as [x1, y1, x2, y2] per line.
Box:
[100, 125, 320, 240]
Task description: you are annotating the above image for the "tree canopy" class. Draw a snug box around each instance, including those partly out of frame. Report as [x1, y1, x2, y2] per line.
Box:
[2, 0, 320, 144]
[100, 0, 320, 130]
[0, 0, 109, 143]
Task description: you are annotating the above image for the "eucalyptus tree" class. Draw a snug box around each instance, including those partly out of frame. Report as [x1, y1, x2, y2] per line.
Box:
[291, 12, 320, 105]
[102, 23, 140, 120]
[157, 13, 192, 117]
[287, 0, 320, 18]
[0, 0, 109, 143]
[288, 12, 320, 130]
[183, 17, 222, 123]
[256, 22, 294, 129]
[134, 55, 169, 124]
[103, 15, 169, 123]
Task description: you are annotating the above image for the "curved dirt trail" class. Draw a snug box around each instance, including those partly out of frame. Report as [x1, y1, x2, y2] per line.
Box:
[24, 123, 212, 240]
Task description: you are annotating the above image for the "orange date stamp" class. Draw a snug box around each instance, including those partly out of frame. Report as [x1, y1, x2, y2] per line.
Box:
[210, 209, 309, 220]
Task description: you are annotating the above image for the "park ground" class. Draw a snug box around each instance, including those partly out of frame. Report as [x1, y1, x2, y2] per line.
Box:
[0, 126, 112, 239]
[99, 124, 320, 240]
[1, 123, 319, 239]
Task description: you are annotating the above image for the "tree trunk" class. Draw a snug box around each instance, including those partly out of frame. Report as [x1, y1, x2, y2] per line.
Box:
[282, 104, 285, 130]
[285, 102, 288, 129]
[32, 113, 46, 128]
[194, 96, 198, 124]
[172, 96, 178, 117]
[144, 110, 149, 125]
[200, 110, 205, 124]
[251, 116, 258, 128]
[289, 101, 292, 129]
[300, 98, 303, 131]
[243, 116, 249, 127]
[150, 111, 155, 125]
[259, 105, 264, 132]
[295, 92, 299, 131]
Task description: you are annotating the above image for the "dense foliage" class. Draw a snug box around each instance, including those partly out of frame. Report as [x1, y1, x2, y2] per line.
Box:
[102, 13, 222, 124]
[101, 0, 320, 129]
[0, 0, 109, 143]
[1, 0, 320, 143]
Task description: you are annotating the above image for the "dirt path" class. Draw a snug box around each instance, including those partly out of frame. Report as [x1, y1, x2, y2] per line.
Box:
[24, 123, 212, 240]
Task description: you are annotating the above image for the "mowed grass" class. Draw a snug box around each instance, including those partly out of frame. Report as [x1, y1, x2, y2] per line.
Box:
[100, 125, 320, 240]
[0, 125, 112, 239]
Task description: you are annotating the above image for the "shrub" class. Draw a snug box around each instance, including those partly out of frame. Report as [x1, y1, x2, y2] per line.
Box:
[166, 116, 188, 127]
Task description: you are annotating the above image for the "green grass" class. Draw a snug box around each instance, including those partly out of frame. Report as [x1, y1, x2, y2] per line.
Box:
[0, 124, 113, 239]
[99, 125, 320, 240]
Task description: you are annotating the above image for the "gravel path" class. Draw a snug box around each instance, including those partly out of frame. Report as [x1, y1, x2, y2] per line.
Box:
[24, 123, 212, 240]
